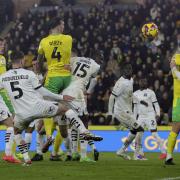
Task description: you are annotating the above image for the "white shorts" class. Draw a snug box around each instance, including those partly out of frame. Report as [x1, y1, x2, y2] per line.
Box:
[62, 85, 87, 116]
[0, 100, 12, 122]
[114, 111, 140, 130]
[14, 100, 58, 130]
[137, 116, 157, 130]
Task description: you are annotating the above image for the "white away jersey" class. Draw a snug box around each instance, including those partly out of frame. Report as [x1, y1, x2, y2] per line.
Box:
[112, 76, 133, 113]
[0, 68, 42, 116]
[133, 88, 160, 116]
[70, 57, 100, 91]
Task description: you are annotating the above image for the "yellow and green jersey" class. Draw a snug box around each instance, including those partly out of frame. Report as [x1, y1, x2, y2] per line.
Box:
[0, 54, 14, 113]
[172, 53, 180, 122]
[0, 54, 6, 74]
[38, 34, 72, 77]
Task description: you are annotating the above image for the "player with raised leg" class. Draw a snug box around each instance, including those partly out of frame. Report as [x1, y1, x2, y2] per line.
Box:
[0, 51, 103, 165]
[63, 49, 102, 162]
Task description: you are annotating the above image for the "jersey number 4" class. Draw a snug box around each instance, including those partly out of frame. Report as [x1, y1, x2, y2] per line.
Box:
[51, 47, 61, 62]
[10, 81, 23, 99]
[73, 62, 90, 78]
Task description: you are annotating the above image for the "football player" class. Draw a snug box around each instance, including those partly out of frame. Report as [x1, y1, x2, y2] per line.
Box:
[0, 51, 102, 165]
[37, 17, 72, 160]
[133, 78, 166, 160]
[108, 63, 144, 160]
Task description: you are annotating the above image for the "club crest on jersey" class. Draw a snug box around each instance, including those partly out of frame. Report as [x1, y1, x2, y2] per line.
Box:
[48, 106, 56, 115]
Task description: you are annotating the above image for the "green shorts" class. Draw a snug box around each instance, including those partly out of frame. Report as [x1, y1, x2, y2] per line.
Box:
[0, 91, 14, 114]
[172, 98, 180, 122]
[45, 76, 71, 94]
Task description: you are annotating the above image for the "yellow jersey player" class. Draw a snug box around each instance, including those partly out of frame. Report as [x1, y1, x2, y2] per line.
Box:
[0, 38, 14, 114]
[165, 50, 180, 165]
[37, 17, 72, 160]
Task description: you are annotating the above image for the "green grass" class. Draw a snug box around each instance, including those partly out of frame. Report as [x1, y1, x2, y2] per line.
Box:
[0, 152, 179, 180]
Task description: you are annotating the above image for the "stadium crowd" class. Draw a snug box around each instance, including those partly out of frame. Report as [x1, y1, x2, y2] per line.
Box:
[3, 0, 179, 125]
[0, 0, 14, 27]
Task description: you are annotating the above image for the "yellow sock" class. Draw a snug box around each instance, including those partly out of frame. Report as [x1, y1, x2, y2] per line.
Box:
[167, 131, 178, 155]
[53, 130, 63, 155]
[43, 118, 54, 137]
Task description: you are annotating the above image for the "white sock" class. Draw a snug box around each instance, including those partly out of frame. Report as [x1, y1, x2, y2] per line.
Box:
[122, 133, 136, 151]
[14, 134, 30, 162]
[64, 129, 72, 156]
[166, 153, 172, 160]
[71, 127, 78, 154]
[36, 133, 44, 155]
[135, 132, 143, 155]
[88, 140, 96, 151]
[80, 134, 88, 158]
[25, 133, 32, 150]
[152, 132, 165, 153]
[65, 109, 87, 133]
[5, 127, 14, 156]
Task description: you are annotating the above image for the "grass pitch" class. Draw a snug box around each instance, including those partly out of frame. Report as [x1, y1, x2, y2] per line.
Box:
[0, 152, 179, 180]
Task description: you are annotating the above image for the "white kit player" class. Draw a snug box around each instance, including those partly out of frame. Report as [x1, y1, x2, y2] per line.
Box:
[0, 95, 20, 163]
[62, 49, 101, 162]
[108, 63, 144, 160]
[0, 51, 103, 165]
[133, 78, 166, 160]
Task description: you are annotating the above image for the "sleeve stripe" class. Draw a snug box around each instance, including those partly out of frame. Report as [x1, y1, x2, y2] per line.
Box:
[112, 92, 118, 97]
[34, 84, 43, 90]
[152, 101, 158, 103]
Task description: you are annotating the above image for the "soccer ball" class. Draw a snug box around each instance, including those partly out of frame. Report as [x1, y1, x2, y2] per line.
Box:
[141, 22, 158, 39]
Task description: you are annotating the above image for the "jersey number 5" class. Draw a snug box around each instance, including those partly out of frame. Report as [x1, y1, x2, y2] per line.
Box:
[51, 47, 61, 62]
[10, 81, 23, 99]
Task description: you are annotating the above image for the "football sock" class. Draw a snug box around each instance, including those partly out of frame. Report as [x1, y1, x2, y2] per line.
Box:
[71, 127, 78, 153]
[53, 130, 63, 155]
[88, 140, 96, 151]
[15, 134, 30, 161]
[65, 110, 87, 133]
[122, 133, 136, 151]
[135, 132, 143, 155]
[152, 132, 165, 153]
[80, 133, 88, 158]
[43, 118, 54, 137]
[5, 127, 14, 156]
[166, 131, 178, 160]
[25, 133, 32, 150]
[64, 135, 71, 156]
[36, 133, 44, 155]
